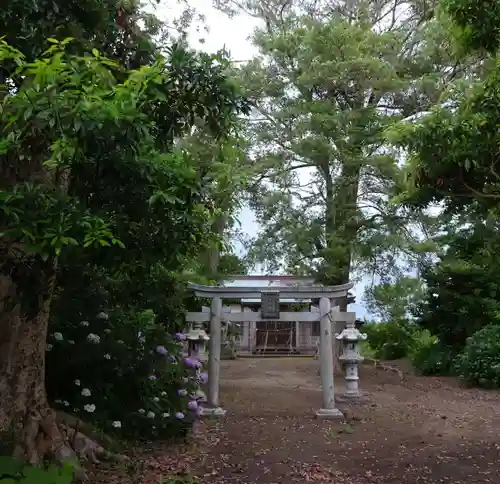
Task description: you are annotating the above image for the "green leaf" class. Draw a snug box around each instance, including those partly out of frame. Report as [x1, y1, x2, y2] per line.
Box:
[0, 456, 24, 477]
[23, 107, 33, 120]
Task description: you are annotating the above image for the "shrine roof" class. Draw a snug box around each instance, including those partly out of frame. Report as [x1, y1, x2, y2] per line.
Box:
[222, 274, 316, 303]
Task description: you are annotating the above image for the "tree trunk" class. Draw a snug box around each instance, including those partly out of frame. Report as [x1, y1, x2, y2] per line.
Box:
[324, 160, 361, 289]
[205, 213, 228, 280]
[0, 137, 112, 479]
[323, 158, 362, 373]
[0, 247, 80, 468]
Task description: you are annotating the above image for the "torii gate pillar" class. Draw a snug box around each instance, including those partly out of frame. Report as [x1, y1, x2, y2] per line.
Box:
[201, 295, 227, 417]
[315, 296, 343, 419]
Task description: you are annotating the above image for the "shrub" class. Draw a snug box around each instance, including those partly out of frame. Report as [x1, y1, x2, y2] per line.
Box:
[46, 308, 204, 440]
[454, 323, 500, 388]
[363, 320, 414, 360]
[0, 457, 73, 484]
[409, 333, 455, 376]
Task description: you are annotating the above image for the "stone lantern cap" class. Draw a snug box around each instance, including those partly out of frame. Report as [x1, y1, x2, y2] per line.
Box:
[186, 326, 210, 341]
[335, 327, 368, 342]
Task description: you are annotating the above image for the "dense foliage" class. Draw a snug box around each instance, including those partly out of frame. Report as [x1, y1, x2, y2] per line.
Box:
[0, 0, 249, 466]
[389, 0, 500, 384]
[409, 339, 456, 376]
[364, 276, 424, 322]
[415, 224, 500, 350]
[362, 321, 415, 360]
[454, 323, 500, 388]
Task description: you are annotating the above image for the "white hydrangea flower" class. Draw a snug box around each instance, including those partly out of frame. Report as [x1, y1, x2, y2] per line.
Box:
[147, 411, 155, 419]
[84, 404, 96, 413]
[104, 329, 111, 334]
[87, 333, 100, 344]
[153, 397, 159, 402]
[104, 354, 111, 360]
[81, 388, 91, 397]
[46, 344, 53, 351]
[63, 401, 70, 407]
[117, 340, 124, 344]
[96, 312, 109, 320]
[162, 413, 170, 418]
[74, 379, 81, 386]
[53, 332, 63, 341]
[138, 408, 145, 414]
[112, 421, 122, 428]
[68, 340, 75, 345]
[160, 391, 167, 396]
[81, 321, 89, 327]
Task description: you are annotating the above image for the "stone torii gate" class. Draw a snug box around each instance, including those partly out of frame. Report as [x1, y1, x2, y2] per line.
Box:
[186, 281, 356, 419]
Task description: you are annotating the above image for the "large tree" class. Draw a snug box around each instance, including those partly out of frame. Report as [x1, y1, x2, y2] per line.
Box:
[0, 33, 248, 477]
[216, 0, 475, 292]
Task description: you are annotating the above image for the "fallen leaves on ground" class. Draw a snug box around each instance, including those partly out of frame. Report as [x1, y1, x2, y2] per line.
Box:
[92, 359, 500, 484]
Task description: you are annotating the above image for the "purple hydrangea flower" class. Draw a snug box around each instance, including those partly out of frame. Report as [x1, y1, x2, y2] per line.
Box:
[156, 345, 168, 356]
[168, 355, 177, 362]
[149, 375, 157, 381]
[175, 332, 186, 341]
[175, 411, 184, 420]
[183, 357, 201, 369]
[198, 372, 208, 384]
[187, 400, 198, 411]
[177, 389, 187, 397]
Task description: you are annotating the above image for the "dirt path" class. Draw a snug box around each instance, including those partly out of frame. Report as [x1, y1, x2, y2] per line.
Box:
[191, 358, 500, 484]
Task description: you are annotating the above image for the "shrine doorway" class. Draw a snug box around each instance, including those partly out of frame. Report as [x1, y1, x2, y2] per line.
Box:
[255, 320, 297, 354]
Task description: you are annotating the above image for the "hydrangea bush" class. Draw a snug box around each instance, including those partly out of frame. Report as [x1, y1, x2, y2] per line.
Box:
[46, 308, 206, 439]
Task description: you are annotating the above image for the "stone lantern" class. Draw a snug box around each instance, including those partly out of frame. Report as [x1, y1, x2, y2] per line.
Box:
[186, 321, 210, 404]
[335, 321, 367, 398]
[186, 321, 209, 361]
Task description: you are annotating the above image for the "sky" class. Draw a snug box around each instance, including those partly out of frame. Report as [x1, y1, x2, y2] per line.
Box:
[151, 0, 370, 318]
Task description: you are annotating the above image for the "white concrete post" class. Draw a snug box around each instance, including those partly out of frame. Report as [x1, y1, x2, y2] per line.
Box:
[315, 297, 343, 419]
[201, 296, 226, 417]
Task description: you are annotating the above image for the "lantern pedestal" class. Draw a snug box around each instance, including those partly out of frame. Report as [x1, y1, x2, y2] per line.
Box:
[335, 322, 367, 398]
